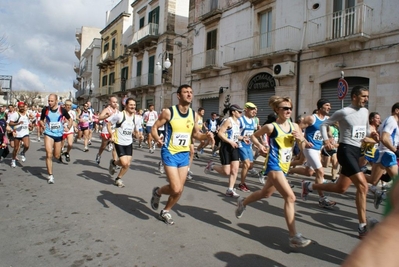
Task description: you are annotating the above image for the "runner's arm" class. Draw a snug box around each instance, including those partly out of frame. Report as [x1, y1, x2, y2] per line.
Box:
[151, 109, 170, 146]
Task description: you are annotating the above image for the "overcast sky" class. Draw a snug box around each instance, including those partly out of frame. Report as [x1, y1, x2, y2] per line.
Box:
[0, 0, 118, 93]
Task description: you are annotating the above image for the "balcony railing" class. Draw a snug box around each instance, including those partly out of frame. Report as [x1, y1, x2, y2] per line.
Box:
[307, 4, 373, 46]
[98, 86, 115, 96]
[132, 74, 156, 87]
[75, 28, 82, 44]
[192, 49, 223, 71]
[73, 80, 80, 90]
[131, 23, 159, 44]
[224, 26, 301, 65]
[81, 62, 92, 76]
[198, 0, 220, 17]
[73, 62, 80, 74]
[75, 88, 90, 99]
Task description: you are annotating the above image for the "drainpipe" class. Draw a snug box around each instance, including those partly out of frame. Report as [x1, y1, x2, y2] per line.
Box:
[295, 50, 302, 117]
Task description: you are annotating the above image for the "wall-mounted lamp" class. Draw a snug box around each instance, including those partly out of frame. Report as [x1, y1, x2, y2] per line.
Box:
[219, 86, 229, 94]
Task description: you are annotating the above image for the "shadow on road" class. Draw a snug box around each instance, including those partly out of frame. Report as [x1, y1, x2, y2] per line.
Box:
[97, 190, 157, 220]
[21, 166, 49, 181]
[215, 251, 286, 267]
[77, 170, 113, 185]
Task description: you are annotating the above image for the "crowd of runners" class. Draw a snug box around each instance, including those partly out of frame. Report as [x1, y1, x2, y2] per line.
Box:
[0, 85, 398, 252]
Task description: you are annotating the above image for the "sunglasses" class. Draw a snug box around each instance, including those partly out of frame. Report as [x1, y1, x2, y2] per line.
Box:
[279, 107, 292, 111]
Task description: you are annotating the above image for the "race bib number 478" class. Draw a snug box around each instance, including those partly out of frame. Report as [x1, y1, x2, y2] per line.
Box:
[352, 125, 366, 140]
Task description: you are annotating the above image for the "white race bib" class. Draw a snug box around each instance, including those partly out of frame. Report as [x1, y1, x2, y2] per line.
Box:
[242, 130, 254, 137]
[313, 130, 323, 141]
[352, 125, 366, 140]
[50, 122, 61, 130]
[172, 132, 190, 146]
[280, 148, 292, 163]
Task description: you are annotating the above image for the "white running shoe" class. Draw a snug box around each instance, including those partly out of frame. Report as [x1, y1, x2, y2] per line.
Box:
[48, 175, 54, 184]
[11, 160, 16, 168]
[204, 160, 214, 174]
[21, 155, 26, 162]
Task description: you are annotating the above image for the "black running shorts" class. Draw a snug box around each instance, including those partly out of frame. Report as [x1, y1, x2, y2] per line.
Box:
[114, 143, 133, 158]
[337, 143, 361, 177]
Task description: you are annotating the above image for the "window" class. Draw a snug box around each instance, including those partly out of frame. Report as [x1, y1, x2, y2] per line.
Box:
[332, 0, 356, 38]
[259, 11, 272, 49]
[136, 61, 142, 76]
[206, 29, 217, 50]
[148, 7, 160, 24]
[102, 75, 108, 86]
[139, 17, 145, 29]
[111, 38, 116, 51]
[103, 43, 109, 52]
[148, 55, 155, 85]
[109, 72, 115, 85]
[121, 67, 129, 91]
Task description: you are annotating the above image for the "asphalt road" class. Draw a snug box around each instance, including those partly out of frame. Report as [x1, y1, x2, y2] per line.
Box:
[0, 136, 383, 267]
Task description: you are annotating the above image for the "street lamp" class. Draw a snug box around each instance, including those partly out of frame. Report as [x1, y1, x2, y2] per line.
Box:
[156, 54, 172, 109]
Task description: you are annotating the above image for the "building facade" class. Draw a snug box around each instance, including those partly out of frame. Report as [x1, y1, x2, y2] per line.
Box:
[187, 0, 399, 122]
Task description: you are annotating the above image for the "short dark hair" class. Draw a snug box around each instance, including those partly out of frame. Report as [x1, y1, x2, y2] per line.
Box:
[391, 102, 399, 113]
[350, 85, 368, 98]
[211, 112, 217, 116]
[177, 84, 191, 94]
[198, 107, 204, 112]
[126, 97, 136, 105]
[369, 112, 379, 124]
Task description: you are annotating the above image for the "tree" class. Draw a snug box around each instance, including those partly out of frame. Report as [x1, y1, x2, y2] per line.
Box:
[16, 91, 41, 106]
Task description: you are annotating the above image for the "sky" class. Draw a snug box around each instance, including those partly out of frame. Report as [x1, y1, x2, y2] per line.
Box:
[0, 0, 119, 94]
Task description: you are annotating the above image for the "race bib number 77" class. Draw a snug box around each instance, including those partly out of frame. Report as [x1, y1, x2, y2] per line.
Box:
[172, 133, 190, 146]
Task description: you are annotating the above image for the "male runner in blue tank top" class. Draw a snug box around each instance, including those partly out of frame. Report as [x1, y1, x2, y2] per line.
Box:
[40, 94, 72, 184]
[302, 86, 372, 239]
[293, 99, 336, 208]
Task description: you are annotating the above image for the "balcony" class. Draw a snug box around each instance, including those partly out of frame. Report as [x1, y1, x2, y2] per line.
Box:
[75, 45, 81, 59]
[131, 74, 156, 88]
[192, 49, 223, 73]
[81, 62, 92, 77]
[73, 80, 80, 90]
[307, 4, 373, 49]
[75, 88, 90, 99]
[129, 23, 159, 52]
[98, 86, 116, 96]
[75, 28, 82, 44]
[224, 26, 301, 66]
[97, 50, 116, 67]
[73, 62, 80, 74]
[198, 0, 222, 26]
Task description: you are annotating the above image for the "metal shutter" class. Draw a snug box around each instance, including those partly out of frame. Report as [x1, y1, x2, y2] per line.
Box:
[321, 77, 369, 114]
[201, 97, 220, 118]
[248, 89, 275, 125]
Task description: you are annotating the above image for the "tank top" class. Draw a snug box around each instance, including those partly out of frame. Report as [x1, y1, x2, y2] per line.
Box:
[79, 110, 90, 128]
[163, 105, 194, 155]
[44, 107, 64, 137]
[223, 117, 240, 143]
[304, 114, 326, 150]
[238, 116, 256, 148]
[266, 121, 295, 174]
[112, 111, 136, 146]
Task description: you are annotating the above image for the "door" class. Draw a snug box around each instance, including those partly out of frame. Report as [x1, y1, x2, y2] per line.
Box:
[148, 56, 155, 85]
[332, 0, 356, 39]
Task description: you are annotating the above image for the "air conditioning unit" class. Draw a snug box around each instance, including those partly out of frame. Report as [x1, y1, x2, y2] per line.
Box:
[272, 61, 295, 78]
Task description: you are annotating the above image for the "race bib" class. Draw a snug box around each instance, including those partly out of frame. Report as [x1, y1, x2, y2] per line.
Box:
[172, 132, 190, 146]
[50, 122, 61, 130]
[122, 128, 133, 135]
[242, 130, 254, 137]
[313, 130, 323, 141]
[280, 148, 292, 163]
[233, 133, 240, 143]
[352, 125, 366, 140]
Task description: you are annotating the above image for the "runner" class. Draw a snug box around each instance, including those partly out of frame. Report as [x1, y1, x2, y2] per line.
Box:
[6, 104, 15, 149]
[60, 100, 76, 162]
[40, 94, 72, 184]
[150, 84, 213, 225]
[204, 104, 244, 197]
[237, 102, 258, 192]
[35, 107, 43, 141]
[95, 96, 119, 165]
[205, 112, 221, 157]
[135, 109, 144, 148]
[8, 102, 32, 167]
[368, 102, 399, 209]
[291, 99, 337, 208]
[107, 98, 139, 188]
[78, 102, 92, 152]
[143, 104, 158, 153]
[235, 95, 311, 248]
[194, 107, 206, 158]
[301, 86, 371, 238]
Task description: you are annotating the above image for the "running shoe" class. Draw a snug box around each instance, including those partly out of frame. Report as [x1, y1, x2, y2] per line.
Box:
[20, 154, 26, 162]
[108, 160, 116, 175]
[48, 175, 54, 184]
[107, 143, 113, 152]
[358, 226, 368, 239]
[318, 196, 336, 209]
[95, 153, 101, 164]
[187, 170, 193, 180]
[238, 183, 250, 192]
[149, 148, 154, 154]
[159, 210, 174, 225]
[289, 233, 311, 248]
[236, 197, 246, 219]
[114, 178, 125, 188]
[212, 152, 217, 157]
[138, 144, 142, 148]
[64, 152, 70, 162]
[37, 137, 41, 142]
[11, 159, 16, 168]
[158, 161, 165, 174]
[258, 172, 266, 185]
[204, 160, 214, 174]
[374, 191, 385, 209]
[301, 181, 311, 200]
[88, 140, 92, 145]
[83, 147, 89, 152]
[151, 187, 161, 210]
[226, 189, 240, 198]
[194, 152, 199, 159]
[248, 168, 258, 176]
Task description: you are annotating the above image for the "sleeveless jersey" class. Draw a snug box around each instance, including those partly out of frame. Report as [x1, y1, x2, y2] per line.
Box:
[44, 107, 64, 137]
[102, 107, 118, 134]
[304, 114, 326, 150]
[63, 110, 76, 134]
[221, 117, 240, 143]
[238, 116, 256, 148]
[208, 119, 218, 132]
[264, 122, 295, 174]
[163, 105, 194, 155]
[79, 110, 90, 128]
[197, 116, 204, 132]
[12, 112, 30, 138]
[110, 111, 136, 146]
